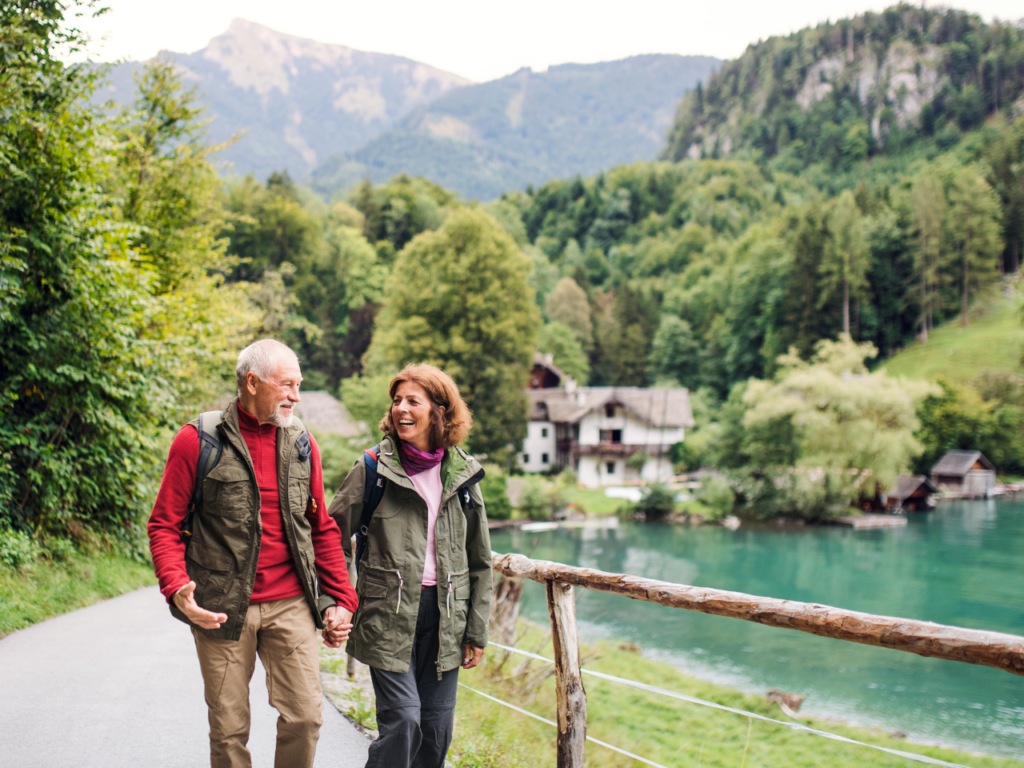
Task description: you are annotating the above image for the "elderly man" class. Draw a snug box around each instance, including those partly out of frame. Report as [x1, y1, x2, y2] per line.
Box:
[148, 339, 358, 768]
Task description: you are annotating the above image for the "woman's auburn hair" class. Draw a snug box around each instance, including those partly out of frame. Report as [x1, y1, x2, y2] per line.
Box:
[378, 364, 473, 450]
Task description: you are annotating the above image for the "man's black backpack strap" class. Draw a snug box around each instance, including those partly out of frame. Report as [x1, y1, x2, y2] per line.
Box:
[182, 410, 224, 544]
[354, 445, 386, 571]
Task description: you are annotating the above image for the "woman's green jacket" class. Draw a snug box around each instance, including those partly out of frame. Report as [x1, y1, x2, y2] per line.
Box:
[327, 436, 492, 677]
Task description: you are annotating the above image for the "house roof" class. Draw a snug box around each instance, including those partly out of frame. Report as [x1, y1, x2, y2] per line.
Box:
[889, 475, 938, 500]
[532, 352, 565, 380]
[527, 386, 695, 428]
[930, 450, 995, 476]
[294, 391, 365, 438]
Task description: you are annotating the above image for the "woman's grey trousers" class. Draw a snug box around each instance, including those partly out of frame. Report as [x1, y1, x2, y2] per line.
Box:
[365, 586, 459, 768]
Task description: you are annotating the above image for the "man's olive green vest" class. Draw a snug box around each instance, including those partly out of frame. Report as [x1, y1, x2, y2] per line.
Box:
[170, 400, 336, 640]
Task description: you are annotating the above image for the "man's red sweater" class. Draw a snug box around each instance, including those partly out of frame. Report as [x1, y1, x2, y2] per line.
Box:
[148, 405, 357, 613]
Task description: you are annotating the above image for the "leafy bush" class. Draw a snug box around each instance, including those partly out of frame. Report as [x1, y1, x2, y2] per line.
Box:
[480, 468, 513, 521]
[698, 477, 735, 521]
[635, 484, 675, 520]
[0, 529, 41, 570]
[518, 477, 552, 520]
[312, 429, 364, 498]
[42, 537, 76, 563]
[517, 476, 566, 520]
[730, 467, 854, 521]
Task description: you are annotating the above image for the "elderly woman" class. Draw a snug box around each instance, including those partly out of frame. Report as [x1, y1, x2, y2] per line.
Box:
[327, 364, 492, 768]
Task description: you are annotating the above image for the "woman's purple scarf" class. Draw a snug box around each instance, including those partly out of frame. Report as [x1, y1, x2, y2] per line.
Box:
[399, 441, 444, 476]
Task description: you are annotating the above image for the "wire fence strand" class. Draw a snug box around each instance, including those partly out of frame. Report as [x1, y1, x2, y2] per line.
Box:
[457, 683, 669, 768]
[489, 642, 969, 768]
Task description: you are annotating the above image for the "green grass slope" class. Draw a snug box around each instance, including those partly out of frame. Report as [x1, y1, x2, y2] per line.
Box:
[882, 295, 1023, 383]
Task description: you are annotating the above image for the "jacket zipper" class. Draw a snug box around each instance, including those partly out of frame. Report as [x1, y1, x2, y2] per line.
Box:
[395, 570, 404, 614]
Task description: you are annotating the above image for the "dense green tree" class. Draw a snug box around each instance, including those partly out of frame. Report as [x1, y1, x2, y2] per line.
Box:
[647, 315, 699, 387]
[985, 117, 1024, 274]
[351, 174, 455, 253]
[945, 168, 1003, 327]
[543, 277, 592, 350]
[536, 322, 589, 384]
[820, 191, 869, 337]
[910, 172, 947, 340]
[742, 339, 934, 492]
[0, 2, 179, 537]
[592, 284, 658, 386]
[291, 223, 386, 384]
[224, 172, 324, 281]
[371, 209, 540, 463]
[914, 379, 1024, 475]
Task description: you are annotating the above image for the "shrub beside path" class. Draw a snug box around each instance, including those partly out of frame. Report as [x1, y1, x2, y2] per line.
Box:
[0, 585, 369, 768]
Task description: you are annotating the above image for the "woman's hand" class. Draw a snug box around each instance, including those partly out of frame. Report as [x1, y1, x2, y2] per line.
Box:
[462, 644, 485, 669]
[321, 606, 354, 649]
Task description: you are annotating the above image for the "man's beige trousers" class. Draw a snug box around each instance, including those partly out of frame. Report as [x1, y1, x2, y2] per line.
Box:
[193, 595, 323, 768]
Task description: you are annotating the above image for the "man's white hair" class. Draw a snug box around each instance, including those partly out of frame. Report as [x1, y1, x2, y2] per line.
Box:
[236, 339, 299, 392]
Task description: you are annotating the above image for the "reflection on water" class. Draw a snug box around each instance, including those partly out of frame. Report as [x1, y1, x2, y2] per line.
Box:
[490, 500, 1024, 759]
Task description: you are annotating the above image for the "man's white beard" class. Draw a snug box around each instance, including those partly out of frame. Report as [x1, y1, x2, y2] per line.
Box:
[268, 401, 294, 428]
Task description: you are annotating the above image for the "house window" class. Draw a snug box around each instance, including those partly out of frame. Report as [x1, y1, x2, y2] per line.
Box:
[599, 429, 622, 444]
[523, 454, 530, 464]
[542, 453, 549, 464]
[606, 462, 616, 474]
[605, 405, 615, 418]
[541, 427, 548, 438]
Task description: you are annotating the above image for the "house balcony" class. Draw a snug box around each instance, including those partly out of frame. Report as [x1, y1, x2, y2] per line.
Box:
[559, 440, 672, 457]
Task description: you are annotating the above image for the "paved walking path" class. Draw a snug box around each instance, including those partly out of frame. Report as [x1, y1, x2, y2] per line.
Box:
[0, 586, 369, 768]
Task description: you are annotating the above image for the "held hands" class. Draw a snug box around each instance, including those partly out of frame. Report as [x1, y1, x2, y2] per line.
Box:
[174, 581, 229, 630]
[462, 644, 485, 670]
[321, 606, 354, 648]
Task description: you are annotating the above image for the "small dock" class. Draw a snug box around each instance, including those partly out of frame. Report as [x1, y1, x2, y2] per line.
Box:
[836, 514, 908, 529]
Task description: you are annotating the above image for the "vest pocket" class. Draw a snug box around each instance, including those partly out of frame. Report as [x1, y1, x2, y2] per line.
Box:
[205, 463, 252, 520]
[186, 544, 233, 612]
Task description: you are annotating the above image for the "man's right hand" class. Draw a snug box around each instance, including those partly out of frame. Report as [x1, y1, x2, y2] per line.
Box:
[173, 581, 229, 630]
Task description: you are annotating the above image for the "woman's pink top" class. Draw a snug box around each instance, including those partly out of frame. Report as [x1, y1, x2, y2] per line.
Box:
[408, 463, 443, 587]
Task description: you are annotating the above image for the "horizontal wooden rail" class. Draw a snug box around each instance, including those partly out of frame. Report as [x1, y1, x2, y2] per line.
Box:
[492, 551, 1024, 678]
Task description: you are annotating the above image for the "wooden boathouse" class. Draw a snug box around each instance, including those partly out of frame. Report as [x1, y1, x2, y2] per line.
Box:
[930, 450, 996, 498]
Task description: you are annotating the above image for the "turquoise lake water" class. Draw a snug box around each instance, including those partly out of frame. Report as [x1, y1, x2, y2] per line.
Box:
[489, 500, 1024, 759]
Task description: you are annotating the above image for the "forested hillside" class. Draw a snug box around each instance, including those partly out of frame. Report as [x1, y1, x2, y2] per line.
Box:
[665, 7, 1023, 202]
[309, 54, 720, 201]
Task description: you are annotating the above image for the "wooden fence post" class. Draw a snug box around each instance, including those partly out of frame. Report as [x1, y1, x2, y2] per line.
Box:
[547, 580, 587, 768]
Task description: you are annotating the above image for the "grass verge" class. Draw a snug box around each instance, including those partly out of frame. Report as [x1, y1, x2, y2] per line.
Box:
[447, 623, 1022, 768]
[0, 550, 156, 637]
[882, 295, 1023, 383]
[564, 488, 629, 516]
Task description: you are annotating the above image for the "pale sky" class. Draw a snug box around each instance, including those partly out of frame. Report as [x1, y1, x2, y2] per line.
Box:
[72, 0, 1023, 83]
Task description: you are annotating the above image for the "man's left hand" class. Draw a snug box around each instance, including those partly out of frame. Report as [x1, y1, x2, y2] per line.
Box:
[322, 606, 353, 649]
[462, 644, 485, 669]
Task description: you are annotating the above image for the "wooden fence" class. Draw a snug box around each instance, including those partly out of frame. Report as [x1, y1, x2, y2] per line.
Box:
[491, 551, 1024, 768]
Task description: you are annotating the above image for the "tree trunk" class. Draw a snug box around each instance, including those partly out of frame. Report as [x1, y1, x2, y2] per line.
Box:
[920, 265, 928, 342]
[843, 279, 850, 337]
[962, 243, 970, 329]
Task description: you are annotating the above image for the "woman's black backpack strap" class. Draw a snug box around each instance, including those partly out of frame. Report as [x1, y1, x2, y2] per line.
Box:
[354, 445, 386, 570]
[182, 410, 224, 544]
